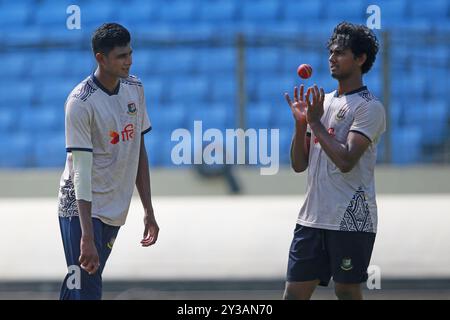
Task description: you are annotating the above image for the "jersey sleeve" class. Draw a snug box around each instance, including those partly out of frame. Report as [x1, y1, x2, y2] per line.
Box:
[139, 85, 152, 135]
[350, 101, 386, 144]
[65, 98, 93, 152]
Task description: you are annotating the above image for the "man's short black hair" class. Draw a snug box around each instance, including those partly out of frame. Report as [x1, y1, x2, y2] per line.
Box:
[92, 23, 131, 56]
[327, 22, 379, 74]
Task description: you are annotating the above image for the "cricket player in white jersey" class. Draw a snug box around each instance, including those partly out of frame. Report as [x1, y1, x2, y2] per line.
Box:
[57, 23, 159, 300]
[283, 22, 386, 300]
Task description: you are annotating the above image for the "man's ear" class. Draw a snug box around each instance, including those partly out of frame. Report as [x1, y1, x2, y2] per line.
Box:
[95, 52, 106, 66]
[356, 53, 367, 68]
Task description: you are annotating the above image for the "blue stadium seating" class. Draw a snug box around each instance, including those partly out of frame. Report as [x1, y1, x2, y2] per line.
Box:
[0, 4, 31, 29]
[19, 107, 64, 133]
[210, 76, 237, 104]
[116, 2, 156, 27]
[30, 52, 67, 77]
[196, 48, 236, 73]
[198, 1, 236, 22]
[0, 133, 32, 167]
[140, 77, 164, 106]
[410, 0, 448, 19]
[0, 81, 33, 107]
[391, 127, 422, 164]
[246, 104, 272, 129]
[33, 132, 66, 167]
[323, 0, 366, 21]
[0, 109, 14, 134]
[1, 0, 449, 167]
[282, 0, 323, 21]
[157, 1, 196, 23]
[154, 49, 195, 74]
[246, 48, 281, 74]
[3, 54, 28, 80]
[170, 76, 208, 103]
[241, 0, 280, 22]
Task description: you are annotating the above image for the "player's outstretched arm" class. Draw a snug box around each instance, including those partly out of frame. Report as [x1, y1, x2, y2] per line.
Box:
[306, 85, 370, 172]
[284, 85, 310, 172]
[136, 137, 159, 247]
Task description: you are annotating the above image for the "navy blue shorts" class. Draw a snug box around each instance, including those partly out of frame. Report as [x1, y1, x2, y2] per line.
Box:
[59, 216, 120, 300]
[287, 224, 376, 286]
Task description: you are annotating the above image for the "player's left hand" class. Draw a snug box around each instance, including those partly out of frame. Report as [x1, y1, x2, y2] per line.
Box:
[306, 84, 325, 125]
[141, 213, 159, 247]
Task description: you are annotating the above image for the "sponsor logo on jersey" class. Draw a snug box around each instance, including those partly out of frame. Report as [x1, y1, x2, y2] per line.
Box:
[110, 124, 135, 144]
[109, 131, 120, 144]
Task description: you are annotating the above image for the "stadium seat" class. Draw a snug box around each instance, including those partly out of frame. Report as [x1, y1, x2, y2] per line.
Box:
[34, 2, 73, 26]
[391, 126, 422, 164]
[277, 127, 293, 164]
[144, 131, 163, 166]
[154, 49, 195, 74]
[0, 109, 14, 134]
[210, 76, 237, 104]
[255, 76, 297, 104]
[149, 104, 187, 133]
[5, 27, 44, 47]
[421, 101, 449, 145]
[281, 50, 321, 74]
[0, 133, 32, 167]
[0, 4, 30, 28]
[410, 0, 448, 19]
[33, 132, 66, 168]
[38, 81, 75, 106]
[323, 0, 365, 21]
[246, 104, 272, 129]
[0, 81, 33, 107]
[116, 2, 156, 26]
[246, 48, 281, 73]
[157, 1, 196, 22]
[30, 51, 67, 77]
[19, 106, 64, 133]
[196, 48, 236, 73]
[282, 0, 323, 21]
[2, 54, 28, 80]
[170, 76, 208, 103]
[240, 0, 280, 22]
[140, 77, 164, 107]
[370, 0, 407, 22]
[199, 1, 237, 22]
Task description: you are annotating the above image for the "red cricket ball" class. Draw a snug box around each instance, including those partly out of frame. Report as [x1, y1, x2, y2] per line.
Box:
[297, 64, 313, 79]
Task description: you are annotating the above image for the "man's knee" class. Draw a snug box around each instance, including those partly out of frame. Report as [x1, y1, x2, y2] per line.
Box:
[284, 280, 320, 300]
[334, 283, 362, 300]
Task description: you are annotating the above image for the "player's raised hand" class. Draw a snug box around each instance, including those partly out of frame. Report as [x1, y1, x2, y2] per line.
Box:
[305, 84, 325, 124]
[284, 85, 308, 125]
[79, 238, 100, 275]
[141, 214, 159, 247]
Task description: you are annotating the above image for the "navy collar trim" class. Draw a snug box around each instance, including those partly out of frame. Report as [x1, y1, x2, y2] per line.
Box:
[334, 86, 367, 97]
[91, 74, 120, 96]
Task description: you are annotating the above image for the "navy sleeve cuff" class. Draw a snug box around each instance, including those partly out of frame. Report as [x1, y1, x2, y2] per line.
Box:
[66, 147, 93, 152]
[141, 126, 152, 135]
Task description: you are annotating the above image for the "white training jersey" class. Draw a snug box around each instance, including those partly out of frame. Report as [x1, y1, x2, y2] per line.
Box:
[58, 74, 151, 226]
[298, 86, 386, 233]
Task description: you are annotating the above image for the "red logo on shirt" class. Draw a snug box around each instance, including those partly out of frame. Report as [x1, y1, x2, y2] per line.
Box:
[109, 124, 135, 144]
[109, 131, 120, 144]
[314, 128, 335, 144]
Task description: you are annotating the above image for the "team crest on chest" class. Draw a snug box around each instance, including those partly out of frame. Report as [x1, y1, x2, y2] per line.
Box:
[127, 102, 137, 115]
[335, 105, 349, 121]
